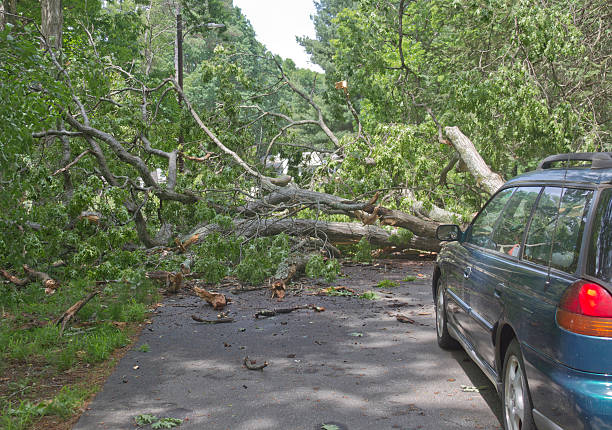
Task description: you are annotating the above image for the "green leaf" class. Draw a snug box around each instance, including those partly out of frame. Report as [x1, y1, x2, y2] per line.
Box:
[135, 414, 158, 425]
[151, 418, 183, 429]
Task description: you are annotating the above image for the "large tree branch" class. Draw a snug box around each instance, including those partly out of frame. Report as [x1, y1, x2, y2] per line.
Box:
[171, 78, 290, 188]
[273, 58, 339, 147]
[187, 218, 440, 252]
[444, 126, 504, 195]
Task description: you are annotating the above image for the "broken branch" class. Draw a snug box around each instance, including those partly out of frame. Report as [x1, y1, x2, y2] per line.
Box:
[55, 291, 99, 335]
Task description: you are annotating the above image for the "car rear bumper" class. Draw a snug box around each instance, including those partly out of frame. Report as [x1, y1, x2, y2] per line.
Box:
[522, 342, 612, 430]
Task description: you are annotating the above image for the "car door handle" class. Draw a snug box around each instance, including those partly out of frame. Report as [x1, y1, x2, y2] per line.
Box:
[463, 266, 472, 279]
[494, 283, 505, 299]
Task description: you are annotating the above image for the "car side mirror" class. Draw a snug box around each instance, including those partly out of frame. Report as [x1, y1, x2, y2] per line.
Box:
[436, 224, 462, 242]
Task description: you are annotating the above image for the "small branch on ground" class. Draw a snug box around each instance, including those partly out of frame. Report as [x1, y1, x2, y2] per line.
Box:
[254, 304, 325, 318]
[243, 356, 268, 371]
[55, 291, 99, 335]
[1, 269, 30, 287]
[191, 315, 234, 324]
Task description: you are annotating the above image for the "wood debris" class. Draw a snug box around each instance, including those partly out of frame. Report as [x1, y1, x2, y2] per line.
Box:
[191, 315, 234, 324]
[243, 356, 268, 371]
[271, 280, 286, 300]
[55, 291, 99, 335]
[193, 286, 227, 310]
[174, 234, 199, 253]
[22, 264, 59, 294]
[146, 270, 183, 293]
[1, 269, 30, 287]
[254, 304, 325, 318]
[396, 314, 415, 324]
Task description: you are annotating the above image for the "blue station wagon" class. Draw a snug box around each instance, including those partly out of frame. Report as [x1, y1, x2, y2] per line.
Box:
[433, 153, 612, 430]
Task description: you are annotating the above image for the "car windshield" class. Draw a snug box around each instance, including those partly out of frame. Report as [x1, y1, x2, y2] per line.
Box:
[587, 188, 612, 283]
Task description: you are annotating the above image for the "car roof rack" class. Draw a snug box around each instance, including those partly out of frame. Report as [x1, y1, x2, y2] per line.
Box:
[538, 152, 612, 170]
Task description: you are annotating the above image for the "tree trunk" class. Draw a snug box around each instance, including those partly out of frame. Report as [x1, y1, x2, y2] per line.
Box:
[1, 0, 16, 31]
[187, 218, 441, 252]
[445, 126, 504, 195]
[41, 0, 63, 50]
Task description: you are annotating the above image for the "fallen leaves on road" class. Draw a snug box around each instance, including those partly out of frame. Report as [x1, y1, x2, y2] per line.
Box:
[317, 286, 356, 296]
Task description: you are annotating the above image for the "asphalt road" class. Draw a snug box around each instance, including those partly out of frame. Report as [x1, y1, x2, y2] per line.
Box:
[73, 259, 502, 430]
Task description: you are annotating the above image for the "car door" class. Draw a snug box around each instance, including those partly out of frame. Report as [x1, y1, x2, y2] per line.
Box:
[463, 187, 542, 371]
[453, 188, 515, 347]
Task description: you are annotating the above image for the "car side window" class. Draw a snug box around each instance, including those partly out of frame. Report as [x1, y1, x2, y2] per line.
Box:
[491, 187, 541, 256]
[551, 188, 593, 272]
[587, 188, 612, 283]
[466, 188, 515, 249]
[524, 187, 593, 272]
[524, 187, 562, 266]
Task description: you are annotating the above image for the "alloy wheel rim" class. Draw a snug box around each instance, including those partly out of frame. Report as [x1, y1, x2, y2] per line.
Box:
[436, 287, 444, 337]
[504, 355, 525, 430]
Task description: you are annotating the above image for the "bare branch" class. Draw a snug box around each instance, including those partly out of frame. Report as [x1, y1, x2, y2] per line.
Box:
[53, 149, 91, 176]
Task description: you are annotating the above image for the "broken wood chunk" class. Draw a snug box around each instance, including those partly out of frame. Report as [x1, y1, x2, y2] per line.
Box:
[55, 291, 99, 335]
[271, 280, 286, 300]
[243, 356, 268, 371]
[22, 264, 59, 294]
[396, 314, 415, 324]
[1, 269, 30, 287]
[193, 286, 227, 310]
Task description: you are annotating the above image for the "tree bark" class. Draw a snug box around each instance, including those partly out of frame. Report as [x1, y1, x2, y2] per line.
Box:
[188, 218, 440, 252]
[1, 0, 16, 31]
[41, 0, 63, 50]
[445, 126, 504, 195]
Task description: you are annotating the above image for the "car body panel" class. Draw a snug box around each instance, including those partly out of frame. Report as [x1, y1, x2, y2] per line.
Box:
[433, 160, 612, 430]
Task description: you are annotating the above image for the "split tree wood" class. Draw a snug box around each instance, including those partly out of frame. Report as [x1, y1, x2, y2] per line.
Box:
[1, 269, 30, 287]
[22, 265, 59, 293]
[193, 286, 227, 310]
[55, 291, 99, 335]
[243, 356, 268, 371]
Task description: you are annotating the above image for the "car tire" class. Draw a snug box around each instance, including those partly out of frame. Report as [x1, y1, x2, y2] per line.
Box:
[435, 282, 459, 350]
[501, 339, 536, 430]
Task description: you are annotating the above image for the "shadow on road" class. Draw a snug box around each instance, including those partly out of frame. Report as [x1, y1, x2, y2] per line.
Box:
[451, 349, 503, 425]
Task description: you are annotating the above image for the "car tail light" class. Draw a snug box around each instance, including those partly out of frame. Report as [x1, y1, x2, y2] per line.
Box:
[556, 280, 612, 338]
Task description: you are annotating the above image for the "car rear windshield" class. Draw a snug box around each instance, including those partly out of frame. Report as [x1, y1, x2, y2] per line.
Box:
[587, 188, 612, 283]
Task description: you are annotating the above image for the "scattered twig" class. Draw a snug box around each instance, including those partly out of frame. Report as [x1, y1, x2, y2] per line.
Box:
[243, 356, 268, 371]
[254, 304, 324, 318]
[191, 315, 234, 324]
[55, 291, 99, 335]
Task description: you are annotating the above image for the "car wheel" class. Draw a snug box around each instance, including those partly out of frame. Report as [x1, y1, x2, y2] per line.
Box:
[435, 282, 459, 349]
[502, 339, 535, 430]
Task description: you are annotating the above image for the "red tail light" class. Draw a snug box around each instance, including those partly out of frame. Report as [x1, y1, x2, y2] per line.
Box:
[556, 280, 612, 337]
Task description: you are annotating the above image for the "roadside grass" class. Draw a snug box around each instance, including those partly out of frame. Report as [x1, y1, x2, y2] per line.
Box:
[376, 279, 400, 288]
[402, 275, 417, 282]
[0, 278, 159, 430]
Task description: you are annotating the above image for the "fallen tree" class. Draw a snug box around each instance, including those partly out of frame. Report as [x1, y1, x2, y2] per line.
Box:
[22, 35, 509, 291]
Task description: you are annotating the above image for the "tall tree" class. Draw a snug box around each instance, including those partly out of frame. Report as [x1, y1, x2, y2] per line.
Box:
[41, 0, 62, 49]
